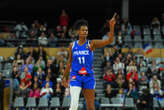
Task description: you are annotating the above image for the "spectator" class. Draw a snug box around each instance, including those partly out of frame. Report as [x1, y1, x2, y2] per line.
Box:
[0, 72, 5, 110]
[113, 57, 125, 74]
[29, 83, 40, 98]
[121, 18, 132, 35]
[57, 44, 68, 58]
[38, 32, 48, 46]
[18, 81, 30, 98]
[150, 81, 163, 98]
[36, 45, 47, 63]
[126, 60, 137, 73]
[126, 68, 138, 82]
[139, 72, 148, 86]
[137, 88, 153, 110]
[116, 31, 123, 48]
[68, 27, 78, 40]
[12, 66, 20, 90]
[59, 9, 69, 27]
[22, 57, 34, 74]
[54, 82, 63, 98]
[14, 22, 28, 38]
[42, 76, 53, 88]
[104, 84, 116, 98]
[13, 54, 24, 66]
[15, 45, 26, 60]
[48, 32, 58, 47]
[32, 76, 42, 88]
[29, 23, 38, 38]
[126, 83, 138, 101]
[40, 82, 53, 99]
[26, 46, 37, 60]
[103, 68, 115, 86]
[33, 56, 46, 72]
[34, 67, 45, 83]
[151, 17, 160, 29]
[113, 73, 127, 90]
[39, 24, 47, 34]
[149, 75, 161, 89]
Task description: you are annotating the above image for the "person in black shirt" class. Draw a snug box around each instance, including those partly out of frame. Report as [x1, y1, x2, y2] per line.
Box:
[137, 88, 153, 110]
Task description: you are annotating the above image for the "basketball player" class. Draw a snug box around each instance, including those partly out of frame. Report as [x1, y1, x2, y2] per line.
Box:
[62, 13, 117, 110]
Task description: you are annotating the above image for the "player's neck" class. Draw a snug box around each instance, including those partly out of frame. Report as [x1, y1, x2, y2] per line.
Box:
[78, 38, 87, 46]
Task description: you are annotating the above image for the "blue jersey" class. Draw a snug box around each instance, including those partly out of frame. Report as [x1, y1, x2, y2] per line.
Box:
[70, 40, 94, 76]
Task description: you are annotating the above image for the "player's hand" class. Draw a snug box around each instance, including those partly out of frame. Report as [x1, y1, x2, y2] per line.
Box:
[62, 77, 69, 88]
[109, 13, 117, 26]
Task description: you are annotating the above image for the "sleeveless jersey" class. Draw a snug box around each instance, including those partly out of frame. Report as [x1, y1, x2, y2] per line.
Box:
[71, 40, 94, 75]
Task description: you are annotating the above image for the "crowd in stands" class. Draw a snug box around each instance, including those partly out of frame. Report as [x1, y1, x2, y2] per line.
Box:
[11, 44, 70, 105]
[101, 46, 164, 110]
[0, 9, 164, 110]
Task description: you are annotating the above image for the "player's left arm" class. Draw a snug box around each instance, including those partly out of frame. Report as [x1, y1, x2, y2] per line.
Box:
[90, 13, 117, 50]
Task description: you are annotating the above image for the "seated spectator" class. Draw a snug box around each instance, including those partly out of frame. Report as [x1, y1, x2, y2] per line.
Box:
[126, 60, 137, 73]
[14, 45, 26, 60]
[113, 57, 125, 74]
[12, 66, 20, 90]
[57, 45, 68, 58]
[33, 56, 46, 72]
[126, 83, 138, 101]
[116, 88, 126, 103]
[22, 57, 34, 74]
[103, 68, 115, 87]
[104, 84, 116, 98]
[54, 82, 63, 98]
[32, 76, 42, 88]
[18, 81, 30, 98]
[113, 73, 127, 89]
[150, 82, 163, 98]
[38, 32, 48, 46]
[64, 87, 70, 97]
[34, 67, 45, 83]
[149, 75, 161, 89]
[48, 32, 58, 47]
[14, 22, 28, 38]
[29, 83, 40, 98]
[26, 46, 37, 60]
[151, 17, 160, 29]
[40, 82, 53, 99]
[68, 27, 78, 40]
[137, 88, 153, 110]
[13, 54, 24, 66]
[116, 31, 123, 48]
[126, 68, 138, 83]
[139, 72, 148, 86]
[121, 18, 132, 35]
[36, 45, 47, 63]
[42, 76, 53, 88]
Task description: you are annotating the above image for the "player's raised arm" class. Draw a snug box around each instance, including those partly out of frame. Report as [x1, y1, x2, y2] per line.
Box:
[62, 43, 73, 87]
[90, 13, 117, 50]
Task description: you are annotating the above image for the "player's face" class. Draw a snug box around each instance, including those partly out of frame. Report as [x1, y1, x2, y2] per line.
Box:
[78, 25, 88, 38]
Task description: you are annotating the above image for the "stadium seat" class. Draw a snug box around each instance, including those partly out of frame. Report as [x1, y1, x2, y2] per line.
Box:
[38, 97, 49, 108]
[153, 28, 161, 35]
[26, 97, 37, 108]
[133, 25, 141, 35]
[101, 97, 110, 104]
[134, 42, 142, 48]
[125, 98, 135, 108]
[13, 97, 24, 108]
[3, 69, 11, 78]
[111, 97, 123, 104]
[50, 97, 60, 108]
[62, 96, 71, 108]
[143, 26, 151, 35]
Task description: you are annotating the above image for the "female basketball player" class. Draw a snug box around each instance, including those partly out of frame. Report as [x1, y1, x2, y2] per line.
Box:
[62, 13, 117, 110]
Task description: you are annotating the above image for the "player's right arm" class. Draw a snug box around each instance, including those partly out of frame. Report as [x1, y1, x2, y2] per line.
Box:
[62, 43, 73, 88]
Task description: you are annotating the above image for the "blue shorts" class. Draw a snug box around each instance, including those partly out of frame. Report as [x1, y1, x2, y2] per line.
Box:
[70, 74, 95, 89]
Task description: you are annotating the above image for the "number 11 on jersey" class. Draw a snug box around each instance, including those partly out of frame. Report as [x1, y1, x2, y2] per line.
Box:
[78, 56, 85, 64]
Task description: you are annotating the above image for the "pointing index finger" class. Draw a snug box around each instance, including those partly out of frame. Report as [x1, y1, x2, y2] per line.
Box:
[112, 13, 117, 19]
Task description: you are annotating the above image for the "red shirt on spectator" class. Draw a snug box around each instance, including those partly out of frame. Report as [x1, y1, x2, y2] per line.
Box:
[103, 73, 116, 82]
[126, 72, 138, 82]
[60, 15, 69, 27]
